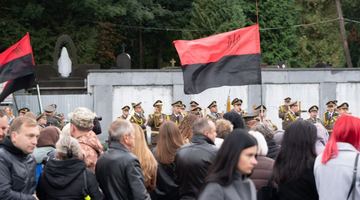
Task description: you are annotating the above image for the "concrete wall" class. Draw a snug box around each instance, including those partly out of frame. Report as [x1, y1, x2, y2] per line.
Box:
[88, 68, 360, 141]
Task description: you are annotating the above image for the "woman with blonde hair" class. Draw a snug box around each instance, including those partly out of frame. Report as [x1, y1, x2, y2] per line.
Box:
[132, 123, 158, 192]
[152, 121, 184, 200]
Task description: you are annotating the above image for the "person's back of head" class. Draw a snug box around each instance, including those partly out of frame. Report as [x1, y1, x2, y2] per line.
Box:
[69, 107, 95, 132]
[56, 135, 83, 160]
[322, 115, 360, 164]
[179, 114, 198, 142]
[215, 119, 233, 139]
[192, 118, 216, 142]
[109, 119, 135, 150]
[37, 126, 60, 148]
[248, 130, 268, 156]
[253, 123, 275, 141]
[223, 112, 245, 129]
[157, 121, 184, 164]
[206, 129, 258, 186]
[274, 119, 317, 183]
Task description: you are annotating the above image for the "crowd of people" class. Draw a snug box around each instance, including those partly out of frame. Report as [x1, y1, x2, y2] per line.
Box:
[0, 96, 358, 200]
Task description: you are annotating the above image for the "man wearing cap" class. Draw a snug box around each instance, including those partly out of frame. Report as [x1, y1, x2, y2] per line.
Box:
[147, 100, 167, 145]
[44, 104, 61, 128]
[18, 107, 30, 116]
[337, 102, 350, 116]
[168, 100, 184, 125]
[191, 107, 203, 117]
[278, 97, 291, 121]
[180, 103, 187, 117]
[130, 102, 147, 130]
[255, 105, 277, 131]
[70, 107, 104, 172]
[243, 112, 259, 129]
[323, 100, 339, 133]
[206, 101, 222, 122]
[306, 105, 323, 124]
[283, 101, 300, 130]
[189, 100, 203, 117]
[119, 105, 130, 120]
[231, 98, 245, 116]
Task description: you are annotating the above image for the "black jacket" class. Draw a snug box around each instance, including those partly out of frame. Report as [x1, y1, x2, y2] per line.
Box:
[175, 134, 218, 200]
[36, 158, 103, 200]
[95, 142, 150, 200]
[0, 136, 37, 200]
[266, 138, 280, 159]
[151, 148, 179, 200]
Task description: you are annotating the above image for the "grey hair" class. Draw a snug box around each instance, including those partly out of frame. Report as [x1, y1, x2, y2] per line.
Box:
[109, 119, 134, 141]
[253, 123, 274, 140]
[192, 118, 212, 135]
[248, 130, 268, 156]
[56, 135, 83, 159]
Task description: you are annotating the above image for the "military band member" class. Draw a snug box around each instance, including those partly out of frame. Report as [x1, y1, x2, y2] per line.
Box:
[130, 102, 147, 130]
[168, 100, 184, 125]
[278, 97, 291, 120]
[18, 107, 30, 116]
[323, 100, 339, 133]
[147, 100, 167, 145]
[337, 102, 350, 116]
[191, 107, 203, 117]
[118, 105, 130, 120]
[282, 101, 300, 130]
[254, 105, 277, 131]
[206, 101, 222, 122]
[189, 100, 203, 117]
[231, 98, 245, 116]
[306, 105, 322, 124]
[180, 103, 188, 117]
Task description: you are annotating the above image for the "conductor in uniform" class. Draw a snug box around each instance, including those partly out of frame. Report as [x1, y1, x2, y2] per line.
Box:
[147, 100, 167, 145]
[323, 100, 339, 133]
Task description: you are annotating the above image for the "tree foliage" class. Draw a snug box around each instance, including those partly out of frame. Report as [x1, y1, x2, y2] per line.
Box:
[0, 0, 358, 68]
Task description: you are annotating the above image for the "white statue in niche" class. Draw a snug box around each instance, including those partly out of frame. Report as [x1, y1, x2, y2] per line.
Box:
[58, 47, 72, 78]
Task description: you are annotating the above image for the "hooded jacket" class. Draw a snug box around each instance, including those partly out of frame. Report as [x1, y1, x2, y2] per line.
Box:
[36, 158, 103, 200]
[0, 136, 37, 200]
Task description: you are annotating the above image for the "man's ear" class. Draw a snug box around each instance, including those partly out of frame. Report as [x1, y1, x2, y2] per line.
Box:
[10, 131, 17, 142]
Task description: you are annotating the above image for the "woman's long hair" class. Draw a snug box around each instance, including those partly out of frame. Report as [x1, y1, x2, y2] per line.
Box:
[155, 121, 184, 164]
[273, 119, 317, 183]
[179, 114, 198, 143]
[322, 115, 360, 164]
[131, 124, 158, 191]
[206, 129, 257, 186]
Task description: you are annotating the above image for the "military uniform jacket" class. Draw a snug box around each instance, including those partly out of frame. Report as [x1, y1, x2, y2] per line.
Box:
[278, 105, 289, 120]
[323, 111, 339, 132]
[306, 117, 323, 125]
[206, 112, 222, 122]
[282, 111, 298, 130]
[147, 113, 167, 132]
[118, 115, 128, 120]
[168, 113, 183, 125]
[130, 113, 146, 129]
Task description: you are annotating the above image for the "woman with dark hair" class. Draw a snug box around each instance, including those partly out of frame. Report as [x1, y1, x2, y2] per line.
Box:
[198, 129, 258, 200]
[151, 121, 184, 200]
[273, 119, 319, 200]
[223, 112, 245, 129]
[178, 114, 198, 143]
[314, 115, 360, 200]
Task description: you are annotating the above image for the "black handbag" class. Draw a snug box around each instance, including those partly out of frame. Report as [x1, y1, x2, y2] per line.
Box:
[347, 153, 359, 200]
[257, 175, 278, 200]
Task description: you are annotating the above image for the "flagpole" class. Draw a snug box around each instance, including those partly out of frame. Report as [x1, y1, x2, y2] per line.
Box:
[36, 84, 43, 113]
[12, 94, 19, 116]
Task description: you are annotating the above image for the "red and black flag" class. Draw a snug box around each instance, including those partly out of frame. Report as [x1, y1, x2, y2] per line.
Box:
[0, 33, 35, 102]
[173, 24, 261, 94]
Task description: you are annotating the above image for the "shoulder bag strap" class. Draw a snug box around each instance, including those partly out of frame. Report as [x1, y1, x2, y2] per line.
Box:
[347, 153, 359, 200]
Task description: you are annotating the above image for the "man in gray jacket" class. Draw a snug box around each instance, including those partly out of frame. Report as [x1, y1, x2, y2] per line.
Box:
[0, 116, 40, 200]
